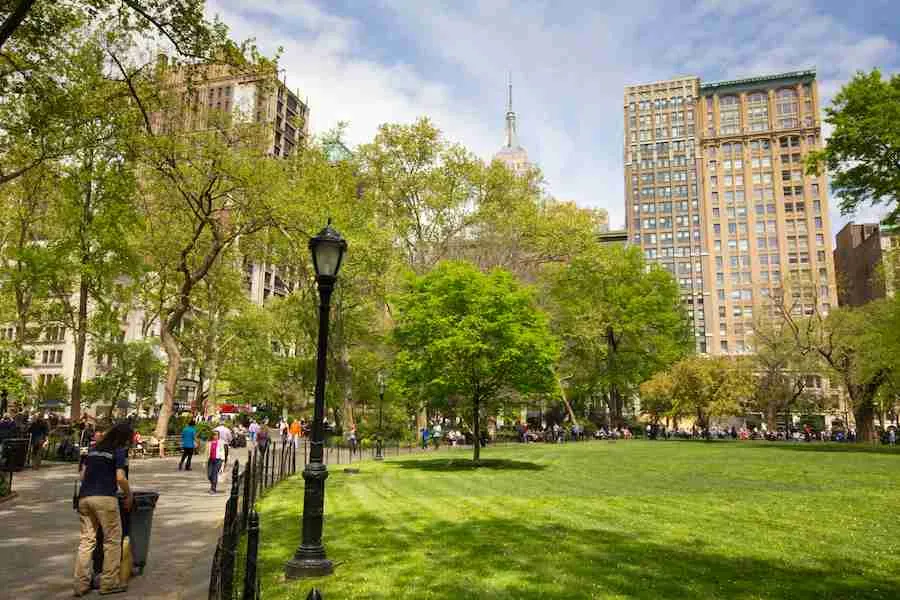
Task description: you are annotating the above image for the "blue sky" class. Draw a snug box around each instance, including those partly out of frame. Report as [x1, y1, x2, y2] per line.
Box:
[207, 0, 899, 238]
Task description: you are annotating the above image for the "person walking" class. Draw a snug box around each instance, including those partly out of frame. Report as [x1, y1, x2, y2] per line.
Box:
[206, 431, 224, 494]
[248, 420, 259, 448]
[27, 414, 49, 469]
[289, 419, 301, 449]
[73, 423, 133, 596]
[178, 420, 197, 471]
[889, 427, 896, 447]
[213, 421, 232, 466]
[348, 424, 358, 456]
[256, 420, 270, 455]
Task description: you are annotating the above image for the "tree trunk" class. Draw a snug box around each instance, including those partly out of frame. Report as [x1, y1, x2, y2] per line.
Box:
[766, 401, 777, 432]
[472, 395, 481, 464]
[69, 277, 89, 421]
[557, 375, 578, 426]
[854, 401, 876, 442]
[154, 323, 182, 454]
[340, 347, 354, 429]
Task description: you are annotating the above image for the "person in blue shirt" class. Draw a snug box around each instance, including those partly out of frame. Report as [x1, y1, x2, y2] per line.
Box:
[73, 423, 132, 596]
[178, 420, 197, 471]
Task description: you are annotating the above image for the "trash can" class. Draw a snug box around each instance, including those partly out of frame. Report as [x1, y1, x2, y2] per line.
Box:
[1, 438, 28, 471]
[92, 491, 159, 580]
[129, 491, 159, 575]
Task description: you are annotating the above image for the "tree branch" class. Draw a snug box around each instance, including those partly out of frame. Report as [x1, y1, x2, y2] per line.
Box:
[0, 0, 37, 53]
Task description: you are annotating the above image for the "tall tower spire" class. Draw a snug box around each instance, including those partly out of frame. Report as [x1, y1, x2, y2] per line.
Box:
[493, 71, 530, 174]
[505, 72, 518, 148]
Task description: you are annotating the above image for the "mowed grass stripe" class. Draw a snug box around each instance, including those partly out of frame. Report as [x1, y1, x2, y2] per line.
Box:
[256, 441, 900, 599]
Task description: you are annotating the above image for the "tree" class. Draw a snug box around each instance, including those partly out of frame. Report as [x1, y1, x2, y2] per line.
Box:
[392, 261, 557, 463]
[750, 317, 823, 431]
[122, 58, 291, 444]
[0, 164, 59, 346]
[0, 1, 226, 58]
[82, 338, 163, 419]
[639, 370, 674, 426]
[776, 289, 895, 441]
[44, 37, 142, 421]
[544, 244, 691, 426]
[0, 339, 29, 410]
[357, 118, 482, 274]
[806, 70, 900, 225]
[669, 355, 755, 432]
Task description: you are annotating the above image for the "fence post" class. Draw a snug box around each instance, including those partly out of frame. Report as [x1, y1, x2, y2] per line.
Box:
[263, 444, 270, 492]
[249, 449, 257, 511]
[242, 453, 252, 532]
[292, 441, 297, 474]
[221, 461, 241, 600]
[242, 511, 260, 600]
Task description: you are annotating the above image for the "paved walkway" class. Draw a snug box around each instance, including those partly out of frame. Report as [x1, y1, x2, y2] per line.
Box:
[0, 449, 247, 599]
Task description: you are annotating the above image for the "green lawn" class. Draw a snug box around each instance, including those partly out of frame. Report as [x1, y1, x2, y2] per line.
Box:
[255, 441, 900, 599]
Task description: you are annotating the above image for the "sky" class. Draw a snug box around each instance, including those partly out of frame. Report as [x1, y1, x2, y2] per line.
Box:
[205, 0, 899, 239]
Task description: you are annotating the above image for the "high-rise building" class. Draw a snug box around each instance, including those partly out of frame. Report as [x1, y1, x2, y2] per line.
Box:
[155, 57, 310, 158]
[833, 222, 899, 306]
[624, 69, 838, 355]
[493, 75, 531, 175]
[624, 76, 707, 352]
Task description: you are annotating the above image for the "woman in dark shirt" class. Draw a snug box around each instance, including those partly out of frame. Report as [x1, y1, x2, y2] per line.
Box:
[73, 423, 133, 596]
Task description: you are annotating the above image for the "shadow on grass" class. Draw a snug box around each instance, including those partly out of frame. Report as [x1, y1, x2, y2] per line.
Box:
[259, 499, 899, 600]
[390, 458, 545, 472]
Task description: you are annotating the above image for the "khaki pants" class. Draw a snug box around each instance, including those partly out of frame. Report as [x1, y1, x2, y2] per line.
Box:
[74, 496, 122, 592]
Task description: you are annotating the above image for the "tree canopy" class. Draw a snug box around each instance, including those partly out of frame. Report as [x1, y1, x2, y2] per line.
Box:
[544, 244, 692, 426]
[392, 261, 557, 462]
[807, 69, 900, 225]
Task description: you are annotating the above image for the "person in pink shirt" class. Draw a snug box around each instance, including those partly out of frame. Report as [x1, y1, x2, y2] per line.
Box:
[206, 431, 224, 494]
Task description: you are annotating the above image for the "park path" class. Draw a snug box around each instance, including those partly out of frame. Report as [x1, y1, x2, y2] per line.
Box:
[0, 448, 247, 600]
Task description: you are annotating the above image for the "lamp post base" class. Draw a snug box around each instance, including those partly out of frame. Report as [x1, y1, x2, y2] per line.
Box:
[285, 557, 334, 579]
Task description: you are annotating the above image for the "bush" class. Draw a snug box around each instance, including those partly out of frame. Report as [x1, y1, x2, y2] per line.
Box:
[494, 429, 520, 443]
[195, 421, 213, 441]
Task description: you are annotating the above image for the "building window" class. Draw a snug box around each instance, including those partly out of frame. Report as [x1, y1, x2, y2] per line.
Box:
[747, 92, 769, 131]
[41, 349, 63, 365]
[719, 95, 740, 135]
[776, 87, 799, 129]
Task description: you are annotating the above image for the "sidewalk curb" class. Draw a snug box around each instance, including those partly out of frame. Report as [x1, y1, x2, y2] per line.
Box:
[0, 491, 19, 505]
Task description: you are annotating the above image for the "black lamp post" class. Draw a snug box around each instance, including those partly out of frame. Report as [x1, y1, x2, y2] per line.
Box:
[375, 373, 385, 461]
[285, 220, 347, 580]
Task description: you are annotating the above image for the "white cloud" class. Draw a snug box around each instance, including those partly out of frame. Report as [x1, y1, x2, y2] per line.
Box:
[206, 0, 898, 235]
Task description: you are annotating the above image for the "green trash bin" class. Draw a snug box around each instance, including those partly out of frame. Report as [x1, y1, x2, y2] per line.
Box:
[129, 491, 160, 575]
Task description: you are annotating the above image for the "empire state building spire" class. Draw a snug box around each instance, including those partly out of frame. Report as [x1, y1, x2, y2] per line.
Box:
[505, 72, 518, 148]
[494, 72, 531, 174]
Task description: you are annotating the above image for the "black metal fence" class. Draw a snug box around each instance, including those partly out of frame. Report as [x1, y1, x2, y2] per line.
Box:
[209, 440, 298, 600]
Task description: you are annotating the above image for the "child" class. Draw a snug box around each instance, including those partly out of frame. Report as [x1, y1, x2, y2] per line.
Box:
[207, 431, 224, 494]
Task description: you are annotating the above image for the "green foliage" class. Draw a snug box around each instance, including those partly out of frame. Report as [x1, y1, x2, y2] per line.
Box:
[82, 339, 163, 418]
[807, 69, 900, 225]
[393, 261, 558, 461]
[668, 355, 755, 428]
[34, 375, 69, 407]
[545, 244, 691, 422]
[776, 288, 898, 440]
[749, 317, 825, 429]
[639, 370, 674, 423]
[0, 341, 30, 405]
